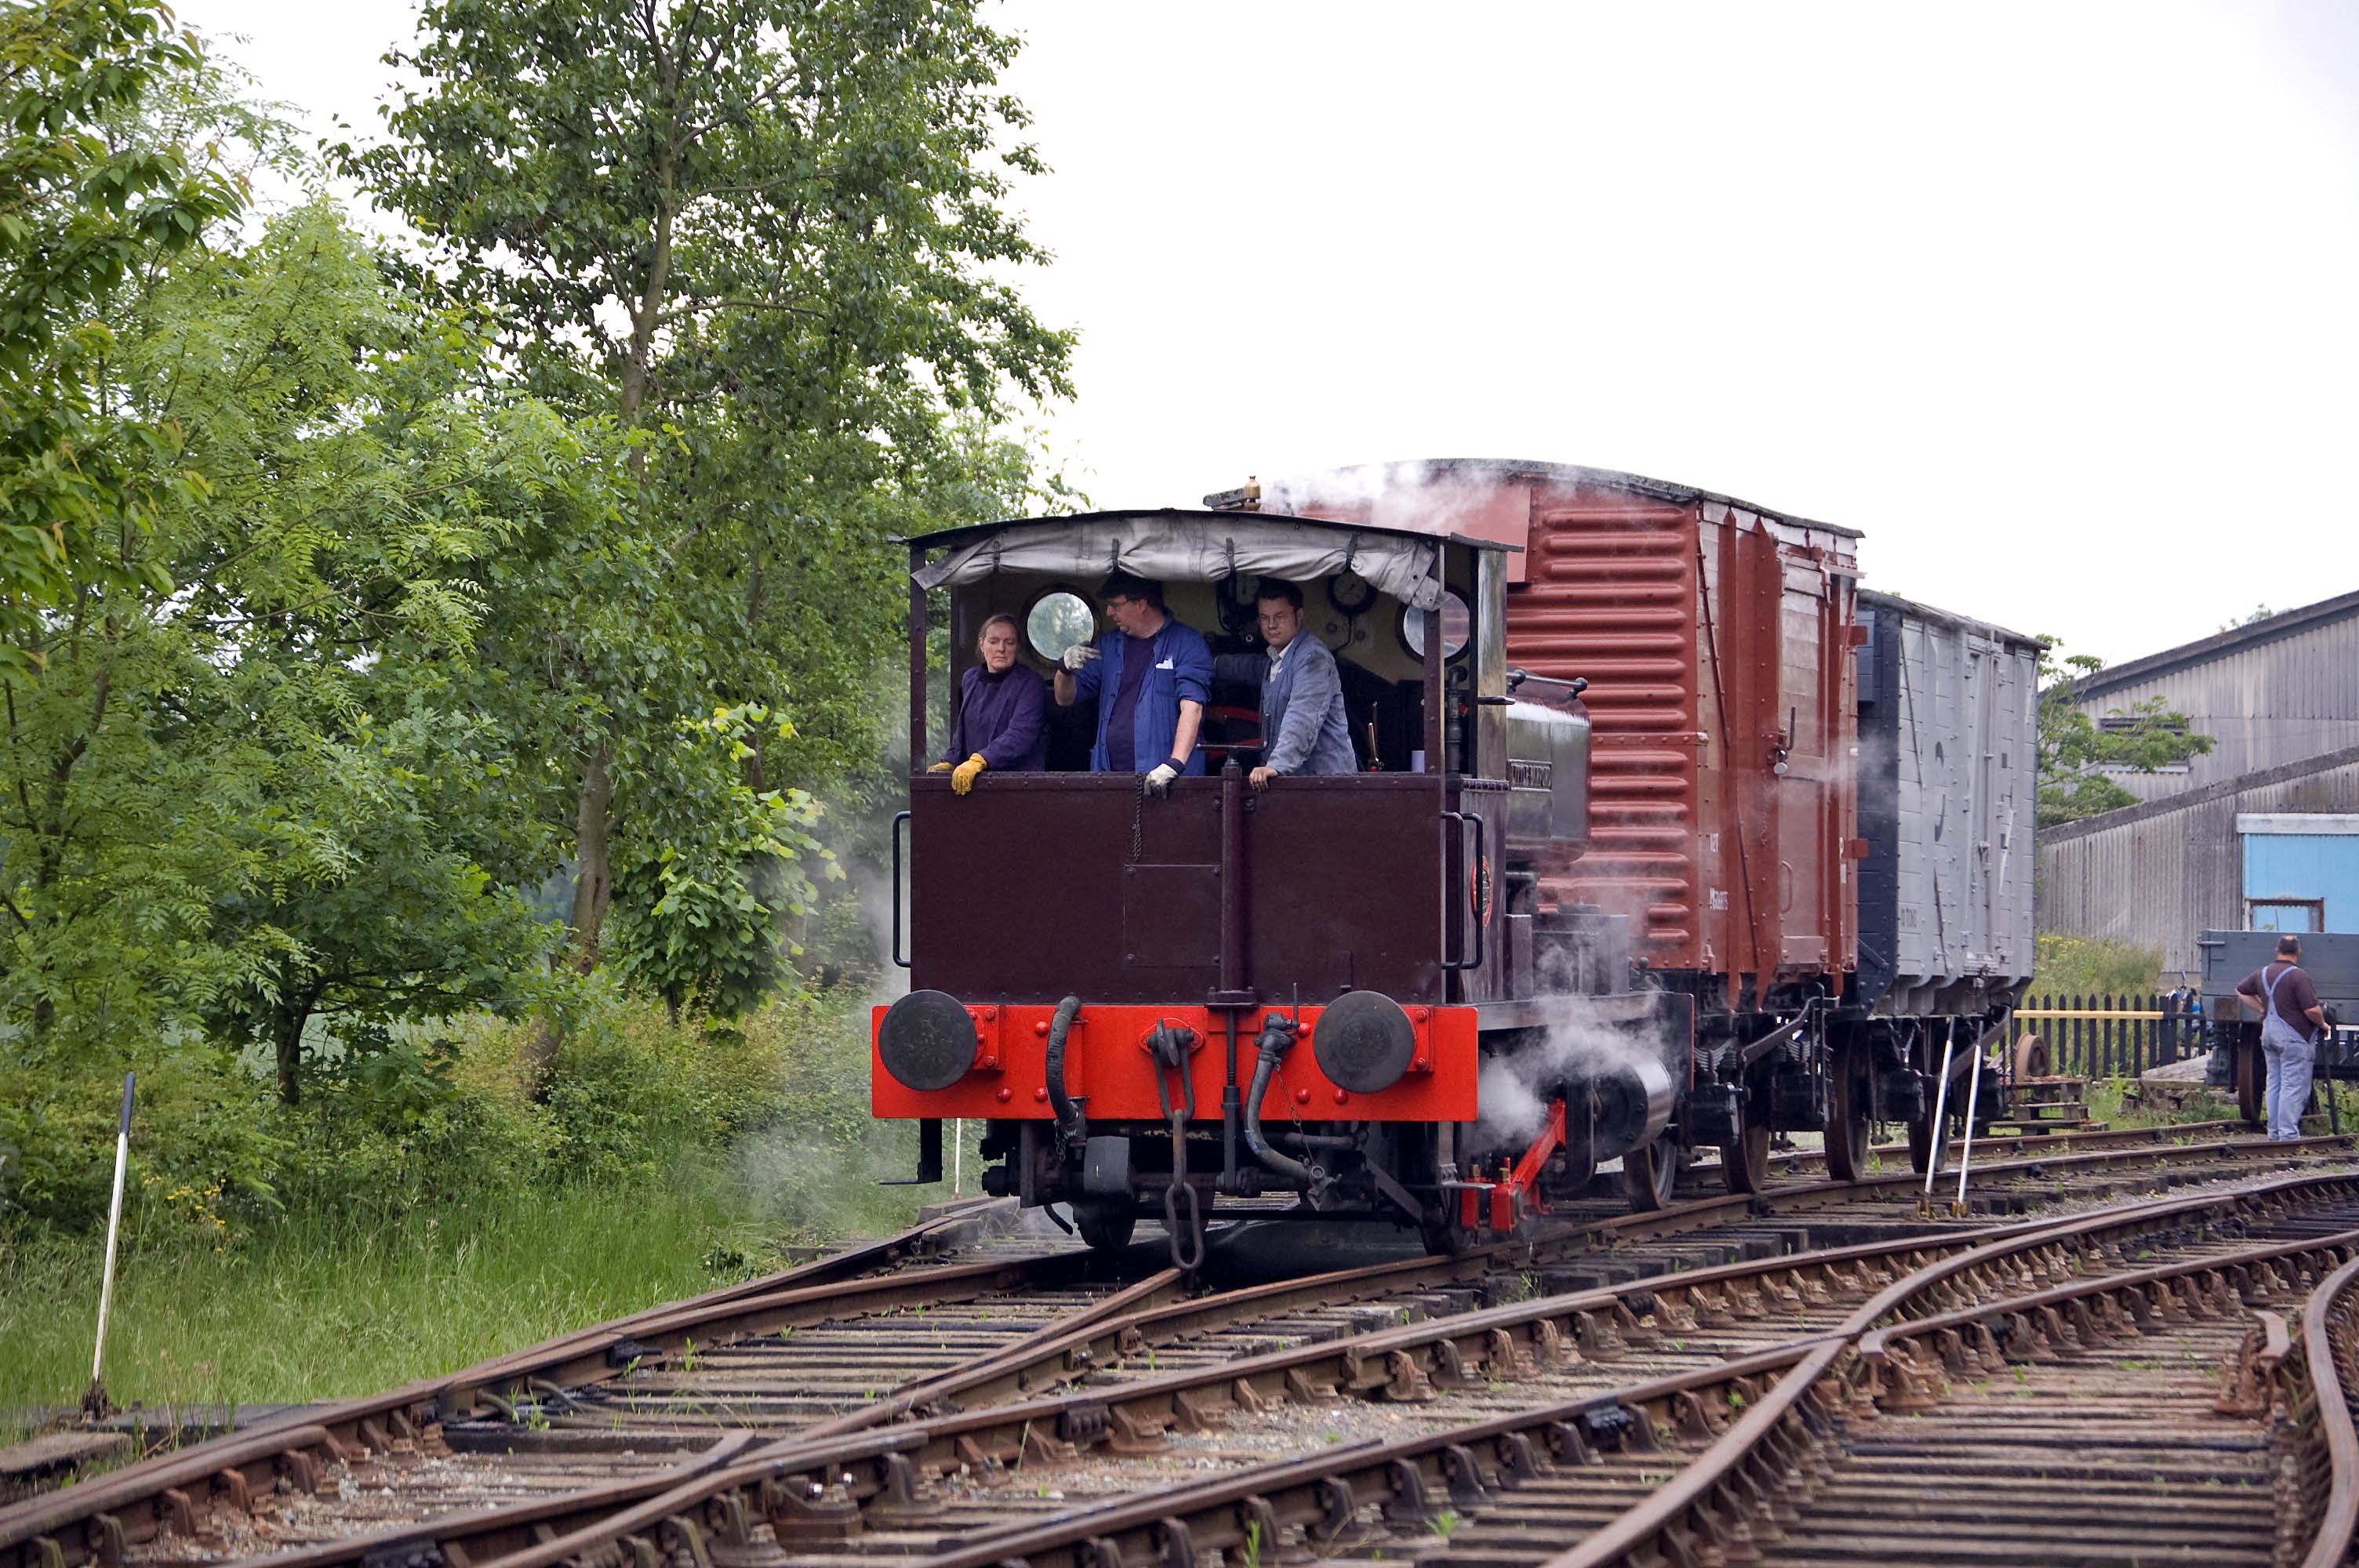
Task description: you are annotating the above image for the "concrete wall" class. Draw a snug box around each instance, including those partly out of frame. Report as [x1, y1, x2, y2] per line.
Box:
[2038, 745, 2359, 981]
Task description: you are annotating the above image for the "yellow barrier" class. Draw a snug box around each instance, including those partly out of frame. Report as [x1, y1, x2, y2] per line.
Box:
[2015, 1009, 2165, 1022]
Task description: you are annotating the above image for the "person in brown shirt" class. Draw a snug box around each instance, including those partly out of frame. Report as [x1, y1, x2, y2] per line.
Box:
[2236, 935, 2328, 1139]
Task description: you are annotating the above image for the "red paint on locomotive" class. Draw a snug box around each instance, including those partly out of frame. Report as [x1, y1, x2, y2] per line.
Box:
[870, 1001, 1478, 1122]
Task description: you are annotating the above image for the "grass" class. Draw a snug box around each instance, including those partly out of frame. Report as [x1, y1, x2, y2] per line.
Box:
[2066, 1066, 2359, 1136]
[2081, 1076, 2232, 1131]
[1, 1152, 830, 1420]
[2028, 935, 2164, 999]
[0, 989, 987, 1423]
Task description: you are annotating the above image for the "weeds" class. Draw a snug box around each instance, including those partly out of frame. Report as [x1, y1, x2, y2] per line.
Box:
[0, 989, 940, 1411]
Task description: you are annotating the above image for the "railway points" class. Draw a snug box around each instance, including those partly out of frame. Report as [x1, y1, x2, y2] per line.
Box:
[9, 1134, 2358, 1568]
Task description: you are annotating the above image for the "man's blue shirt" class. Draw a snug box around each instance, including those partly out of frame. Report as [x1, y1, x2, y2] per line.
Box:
[1070, 616, 1213, 774]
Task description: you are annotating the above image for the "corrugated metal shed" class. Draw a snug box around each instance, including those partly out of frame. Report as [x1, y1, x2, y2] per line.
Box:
[2067, 588, 2359, 801]
[2038, 743, 2359, 978]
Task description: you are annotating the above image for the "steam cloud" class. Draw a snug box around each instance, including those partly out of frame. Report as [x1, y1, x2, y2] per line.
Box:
[1258, 460, 1496, 539]
[1475, 943, 1678, 1149]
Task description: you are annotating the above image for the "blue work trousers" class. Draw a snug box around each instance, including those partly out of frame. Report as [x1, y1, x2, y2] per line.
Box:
[2262, 1033, 2316, 1140]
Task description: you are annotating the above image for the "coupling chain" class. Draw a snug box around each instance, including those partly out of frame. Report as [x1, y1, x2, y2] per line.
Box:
[1147, 1021, 1204, 1271]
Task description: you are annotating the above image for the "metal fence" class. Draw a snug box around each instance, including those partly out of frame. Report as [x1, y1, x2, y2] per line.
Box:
[2014, 992, 2205, 1080]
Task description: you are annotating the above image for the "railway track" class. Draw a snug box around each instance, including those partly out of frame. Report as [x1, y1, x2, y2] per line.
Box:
[1756, 1116, 2253, 1179]
[0, 1201, 1046, 1559]
[804, 1171, 2359, 1568]
[1540, 1214, 2359, 1568]
[7, 1134, 2354, 1568]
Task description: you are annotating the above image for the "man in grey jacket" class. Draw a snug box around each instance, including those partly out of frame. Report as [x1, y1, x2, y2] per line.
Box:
[1213, 579, 1358, 787]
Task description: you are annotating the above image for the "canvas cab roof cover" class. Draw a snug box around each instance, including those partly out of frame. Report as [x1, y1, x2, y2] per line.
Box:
[907, 509, 1513, 612]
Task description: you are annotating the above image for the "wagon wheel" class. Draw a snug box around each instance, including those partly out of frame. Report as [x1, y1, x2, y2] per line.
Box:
[1825, 1044, 1875, 1182]
[1072, 1197, 1136, 1254]
[1717, 1073, 1771, 1196]
[1621, 1136, 1683, 1212]
[1906, 1104, 1950, 1178]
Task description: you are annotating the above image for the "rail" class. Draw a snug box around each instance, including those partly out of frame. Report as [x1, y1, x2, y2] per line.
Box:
[1547, 1196, 2359, 1568]
[0, 1200, 1017, 1563]
[2301, 1253, 2359, 1568]
[405, 1170, 2359, 1568]
[14, 1140, 2355, 1568]
[745, 1171, 2359, 1568]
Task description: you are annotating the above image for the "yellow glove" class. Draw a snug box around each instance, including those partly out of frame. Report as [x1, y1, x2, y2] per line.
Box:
[926, 760, 954, 773]
[951, 753, 988, 795]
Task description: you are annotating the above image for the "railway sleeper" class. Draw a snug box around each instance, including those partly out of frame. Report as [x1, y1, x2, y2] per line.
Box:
[25, 1169, 2357, 1568]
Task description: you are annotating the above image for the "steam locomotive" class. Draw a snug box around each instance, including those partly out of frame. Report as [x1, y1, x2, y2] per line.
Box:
[874, 460, 2036, 1258]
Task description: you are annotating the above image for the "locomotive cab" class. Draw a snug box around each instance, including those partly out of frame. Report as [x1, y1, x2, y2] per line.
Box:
[876, 508, 1678, 1258]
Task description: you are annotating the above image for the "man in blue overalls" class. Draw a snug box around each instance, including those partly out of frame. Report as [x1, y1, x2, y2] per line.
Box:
[2237, 935, 2328, 1140]
[1053, 572, 1212, 795]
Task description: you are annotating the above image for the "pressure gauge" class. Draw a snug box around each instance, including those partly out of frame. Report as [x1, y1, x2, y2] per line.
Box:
[1329, 570, 1376, 615]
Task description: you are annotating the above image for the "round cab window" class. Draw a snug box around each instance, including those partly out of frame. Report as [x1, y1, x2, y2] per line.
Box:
[1401, 590, 1472, 660]
[1026, 591, 1096, 663]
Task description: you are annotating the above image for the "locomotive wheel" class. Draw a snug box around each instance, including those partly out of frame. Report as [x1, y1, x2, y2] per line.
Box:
[2237, 1035, 2264, 1127]
[1073, 1198, 1136, 1254]
[1419, 1211, 1471, 1257]
[1824, 1046, 1874, 1182]
[1621, 1138, 1682, 1212]
[1547, 1151, 1599, 1202]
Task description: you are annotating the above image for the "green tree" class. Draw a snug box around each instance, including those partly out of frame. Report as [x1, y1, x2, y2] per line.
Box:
[3, 194, 616, 1100]
[2035, 637, 2213, 828]
[0, 31, 632, 1232]
[347, 0, 1074, 990]
[0, 0, 244, 681]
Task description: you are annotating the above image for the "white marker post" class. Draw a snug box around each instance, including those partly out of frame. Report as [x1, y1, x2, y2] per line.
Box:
[1954, 1040, 1986, 1218]
[90, 1071, 134, 1404]
[1921, 1033, 1955, 1218]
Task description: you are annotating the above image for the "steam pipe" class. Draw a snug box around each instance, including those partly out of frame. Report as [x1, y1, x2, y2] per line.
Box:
[1044, 995, 1085, 1149]
[1270, 1130, 1358, 1149]
[1242, 1016, 1316, 1189]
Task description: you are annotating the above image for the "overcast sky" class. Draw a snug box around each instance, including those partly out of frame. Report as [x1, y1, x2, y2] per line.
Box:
[179, 0, 2359, 666]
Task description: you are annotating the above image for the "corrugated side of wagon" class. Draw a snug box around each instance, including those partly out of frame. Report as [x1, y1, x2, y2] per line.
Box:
[1267, 459, 1864, 1004]
[1507, 477, 1859, 1002]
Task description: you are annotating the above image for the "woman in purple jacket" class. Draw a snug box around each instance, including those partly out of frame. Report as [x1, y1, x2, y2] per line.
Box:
[930, 613, 1048, 793]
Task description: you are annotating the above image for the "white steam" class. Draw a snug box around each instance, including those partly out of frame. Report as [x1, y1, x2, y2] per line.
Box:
[1257, 460, 1497, 539]
[1475, 940, 1678, 1149]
